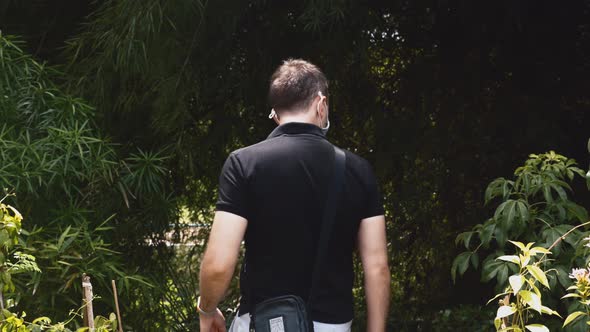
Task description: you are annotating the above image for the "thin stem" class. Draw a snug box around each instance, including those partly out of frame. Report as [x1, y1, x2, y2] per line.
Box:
[548, 221, 590, 252]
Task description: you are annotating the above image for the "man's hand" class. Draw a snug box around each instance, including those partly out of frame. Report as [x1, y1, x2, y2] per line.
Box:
[199, 308, 226, 332]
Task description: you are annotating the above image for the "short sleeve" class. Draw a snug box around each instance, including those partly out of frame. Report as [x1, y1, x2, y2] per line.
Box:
[361, 163, 385, 219]
[216, 152, 249, 219]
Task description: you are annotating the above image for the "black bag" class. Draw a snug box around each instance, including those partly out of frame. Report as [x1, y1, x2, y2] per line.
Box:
[248, 146, 346, 332]
[252, 295, 312, 332]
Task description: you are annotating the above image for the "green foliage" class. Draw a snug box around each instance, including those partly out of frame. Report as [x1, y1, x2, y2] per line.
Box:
[15, 217, 151, 319]
[489, 241, 560, 332]
[0, 199, 39, 299]
[0, 202, 116, 331]
[561, 238, 590, 329]
[0, 33, 117, 200]
[0, 32, 171, 329]
[453, 152, 588, 290]
[3, 0, 590, 329]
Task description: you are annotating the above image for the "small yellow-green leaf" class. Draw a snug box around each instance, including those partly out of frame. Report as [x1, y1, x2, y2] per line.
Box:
[497, 255, 520, 265]
[540, 305, 562, 318]
[519, 290, 542, 313]
[561, 293, 582, 299]
[520, 253, 531, 267]
[509, 275, 525, 295]
[526, 265, 550, 288]
[32, 316, 51, 324]
[530, 247, 551, 255]
[496, 305, 516, 319]
[494, 318, 501, 330]
[525, 324, 549, 332]
[563, 311, 586, 327]
[509, 240, 526, 251]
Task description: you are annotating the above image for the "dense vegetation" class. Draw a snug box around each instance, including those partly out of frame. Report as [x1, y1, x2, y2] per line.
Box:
[1, 1, 589, 330]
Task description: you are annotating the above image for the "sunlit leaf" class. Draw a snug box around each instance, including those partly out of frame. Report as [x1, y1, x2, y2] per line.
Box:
[525, 324, 549, 332]
[526, 265, 550, 289]
[519, 290, 542, 313]
[497, 255, 520, 265]
[496, 305, 516, 319]
[509, 275, 525, 295]
[563, 311, 586, 327]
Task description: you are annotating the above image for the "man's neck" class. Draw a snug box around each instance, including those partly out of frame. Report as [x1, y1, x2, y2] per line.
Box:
[277, 111, 318, 126]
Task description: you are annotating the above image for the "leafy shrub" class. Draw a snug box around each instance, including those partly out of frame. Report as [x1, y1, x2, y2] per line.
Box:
[453, 151, 588, 291]
[0, 32, 174, 329]
[0, 200, 117, 331]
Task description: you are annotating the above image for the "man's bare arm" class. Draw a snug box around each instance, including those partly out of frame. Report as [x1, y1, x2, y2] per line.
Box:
[199, 211, 247, 311]
[358, 215, 390, 332]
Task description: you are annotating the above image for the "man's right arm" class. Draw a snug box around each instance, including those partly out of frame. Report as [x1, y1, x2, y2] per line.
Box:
[358, 215, 390, 332]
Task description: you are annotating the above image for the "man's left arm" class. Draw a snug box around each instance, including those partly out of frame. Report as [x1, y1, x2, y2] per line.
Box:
[199, 211, 247, 331]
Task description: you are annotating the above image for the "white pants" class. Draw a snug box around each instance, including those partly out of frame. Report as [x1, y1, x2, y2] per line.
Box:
[229, 313, 352, 332]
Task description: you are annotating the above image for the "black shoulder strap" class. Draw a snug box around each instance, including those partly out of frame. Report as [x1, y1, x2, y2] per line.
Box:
[307, 145, 346, 306]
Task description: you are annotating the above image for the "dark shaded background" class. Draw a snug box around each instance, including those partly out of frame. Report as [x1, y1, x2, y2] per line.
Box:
[1, 0, 589, 329]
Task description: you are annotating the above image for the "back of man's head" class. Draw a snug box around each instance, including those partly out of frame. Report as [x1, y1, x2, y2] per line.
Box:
[268, 59, 328, 114]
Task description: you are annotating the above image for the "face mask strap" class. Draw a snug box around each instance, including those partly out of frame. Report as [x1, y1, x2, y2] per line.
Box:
[317, 91, 328, 129]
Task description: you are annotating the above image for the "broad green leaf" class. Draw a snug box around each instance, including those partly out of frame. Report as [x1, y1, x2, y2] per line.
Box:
[451, 252, 471, 282]
[525, 324, 548, 332]
[565, 201, 589, 223]
[497, 255, 520, 265]
[455, 232, 473, 249]
[506, 200, 517, 225]
[516, 201, 529, 223]
[526, 265, 549, 288]
[494, 201, 509, 221]
[480, 222, 495, 245]
[509, 275, 525, 295]
[542, 185, 553, 203]
[555, 267, 571, 289]
[563, 311, 586, 327]
[519, 290, 542, 313]
[496, 305, 516, 319]
[470, 253, 479, 270]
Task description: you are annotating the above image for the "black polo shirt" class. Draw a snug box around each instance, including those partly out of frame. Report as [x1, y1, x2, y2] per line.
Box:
[216, 122, 384, 324]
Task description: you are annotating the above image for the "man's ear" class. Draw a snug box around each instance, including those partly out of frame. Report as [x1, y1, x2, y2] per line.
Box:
[318, 96, 327, 118]
[273, 114, 280, 125]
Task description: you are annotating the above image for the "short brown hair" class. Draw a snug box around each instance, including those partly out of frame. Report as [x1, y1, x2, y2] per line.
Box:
[267, 59, 328, 114]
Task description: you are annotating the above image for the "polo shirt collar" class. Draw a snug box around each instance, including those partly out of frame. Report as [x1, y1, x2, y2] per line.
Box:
[267, 122, 326, 139]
